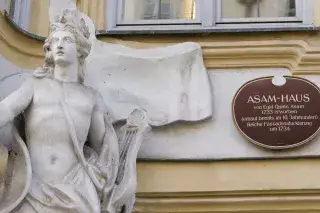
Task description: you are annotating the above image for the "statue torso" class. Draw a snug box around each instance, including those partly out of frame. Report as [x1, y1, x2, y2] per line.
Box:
[24, 77, 95, 183]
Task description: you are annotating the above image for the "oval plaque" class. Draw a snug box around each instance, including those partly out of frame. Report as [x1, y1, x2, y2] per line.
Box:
[232, 76, 320, 149]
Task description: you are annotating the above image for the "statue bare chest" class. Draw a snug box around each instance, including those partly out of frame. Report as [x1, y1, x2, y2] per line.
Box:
[31, 79, 94, 114]
[25, 79, 95, 138]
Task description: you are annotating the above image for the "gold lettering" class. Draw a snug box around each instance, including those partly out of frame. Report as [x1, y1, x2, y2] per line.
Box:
[303, 94, 310, 102]
[247, 96, 255, 103]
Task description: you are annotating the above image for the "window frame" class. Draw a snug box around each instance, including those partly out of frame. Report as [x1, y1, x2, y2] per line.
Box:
[106, 0, 315, 33]
[8, 0, 31, 31]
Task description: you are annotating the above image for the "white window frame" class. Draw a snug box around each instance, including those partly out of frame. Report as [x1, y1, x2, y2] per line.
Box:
[9, 0, 31, 31]
[106, 0, 315, 33]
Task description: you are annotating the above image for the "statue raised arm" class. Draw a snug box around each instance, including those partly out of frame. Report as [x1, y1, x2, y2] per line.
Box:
[0, 79, 33, 129]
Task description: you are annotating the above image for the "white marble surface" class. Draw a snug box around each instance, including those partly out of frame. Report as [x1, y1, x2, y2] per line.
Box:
[85, 41, 213, 126]
[2, 56, 320, 160]
[0, 7, 148, 210]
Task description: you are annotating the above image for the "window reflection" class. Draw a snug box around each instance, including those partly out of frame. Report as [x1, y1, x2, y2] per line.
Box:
[8, 0, 32, 30]
[221, 0, 296, 18]
[122, 0, 197, 22]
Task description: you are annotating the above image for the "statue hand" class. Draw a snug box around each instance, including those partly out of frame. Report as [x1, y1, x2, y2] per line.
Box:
[126, 109, 148, 129]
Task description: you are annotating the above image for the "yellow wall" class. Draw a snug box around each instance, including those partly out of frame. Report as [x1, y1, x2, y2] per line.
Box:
[27, 0, 105, 36]
[77, 0, 105, 29]
[0, 145, 8, 179]
[135, 159, 320, 212]
[29, 0, 50, 37]
[315, 0, 320, 25]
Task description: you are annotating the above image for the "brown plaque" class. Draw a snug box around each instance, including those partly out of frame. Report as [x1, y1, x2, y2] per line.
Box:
[232, 76, 320, 149]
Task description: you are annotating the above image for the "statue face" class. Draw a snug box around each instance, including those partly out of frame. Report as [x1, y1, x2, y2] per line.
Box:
[51, 31, 78, 67]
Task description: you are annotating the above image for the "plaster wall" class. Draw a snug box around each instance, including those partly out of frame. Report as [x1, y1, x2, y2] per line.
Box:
[29, 0, 50, 37]
[138, 68, 320, 160]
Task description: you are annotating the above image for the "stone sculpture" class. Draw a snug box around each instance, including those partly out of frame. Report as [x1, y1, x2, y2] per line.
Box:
[85, 41, 212, 126]
[0, 9, 150, 213]
[49, 0, 213, 127]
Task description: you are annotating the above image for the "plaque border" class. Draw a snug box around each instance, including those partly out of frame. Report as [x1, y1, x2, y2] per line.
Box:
[232, 76, 320, 150]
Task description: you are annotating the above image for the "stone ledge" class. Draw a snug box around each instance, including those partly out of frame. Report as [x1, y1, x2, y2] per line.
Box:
[201, 40, 320, 74]
[135, 191, 320, 213]
[136, 160, 320, 194]
[102, 25, 319, 36]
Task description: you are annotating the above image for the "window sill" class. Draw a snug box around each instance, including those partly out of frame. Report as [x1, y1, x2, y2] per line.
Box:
[98, 25, 319, 36]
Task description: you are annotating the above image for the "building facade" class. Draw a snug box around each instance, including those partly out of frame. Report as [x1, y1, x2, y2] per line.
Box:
[1, 0, 320, 212]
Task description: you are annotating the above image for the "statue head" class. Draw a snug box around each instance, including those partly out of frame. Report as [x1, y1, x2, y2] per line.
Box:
[34, 10, 91, 83]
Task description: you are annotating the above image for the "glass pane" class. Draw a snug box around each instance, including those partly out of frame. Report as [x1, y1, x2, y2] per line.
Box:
[122, 0, 197, 21]
[221, 0, 296, 19]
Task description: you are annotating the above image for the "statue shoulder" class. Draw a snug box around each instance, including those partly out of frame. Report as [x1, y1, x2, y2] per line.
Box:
[85, 86, 116, 122]
[23, 72, 49, 89]
[84, 86, 103, 103]
[19, 74, 37, 90]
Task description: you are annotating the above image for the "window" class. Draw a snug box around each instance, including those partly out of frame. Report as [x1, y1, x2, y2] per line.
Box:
[120, 0, 198, 23]
[107, 0, 315, 33]
[219, 0, 302, 23]
[8, 0, 31, 31]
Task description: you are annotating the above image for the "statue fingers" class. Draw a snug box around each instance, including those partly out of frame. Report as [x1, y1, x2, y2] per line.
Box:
[126, 108, 148, 128]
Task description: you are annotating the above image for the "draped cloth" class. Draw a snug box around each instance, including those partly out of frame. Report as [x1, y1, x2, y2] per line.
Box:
[14, 150, 101, 213]
[85, 42, 213, 126]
